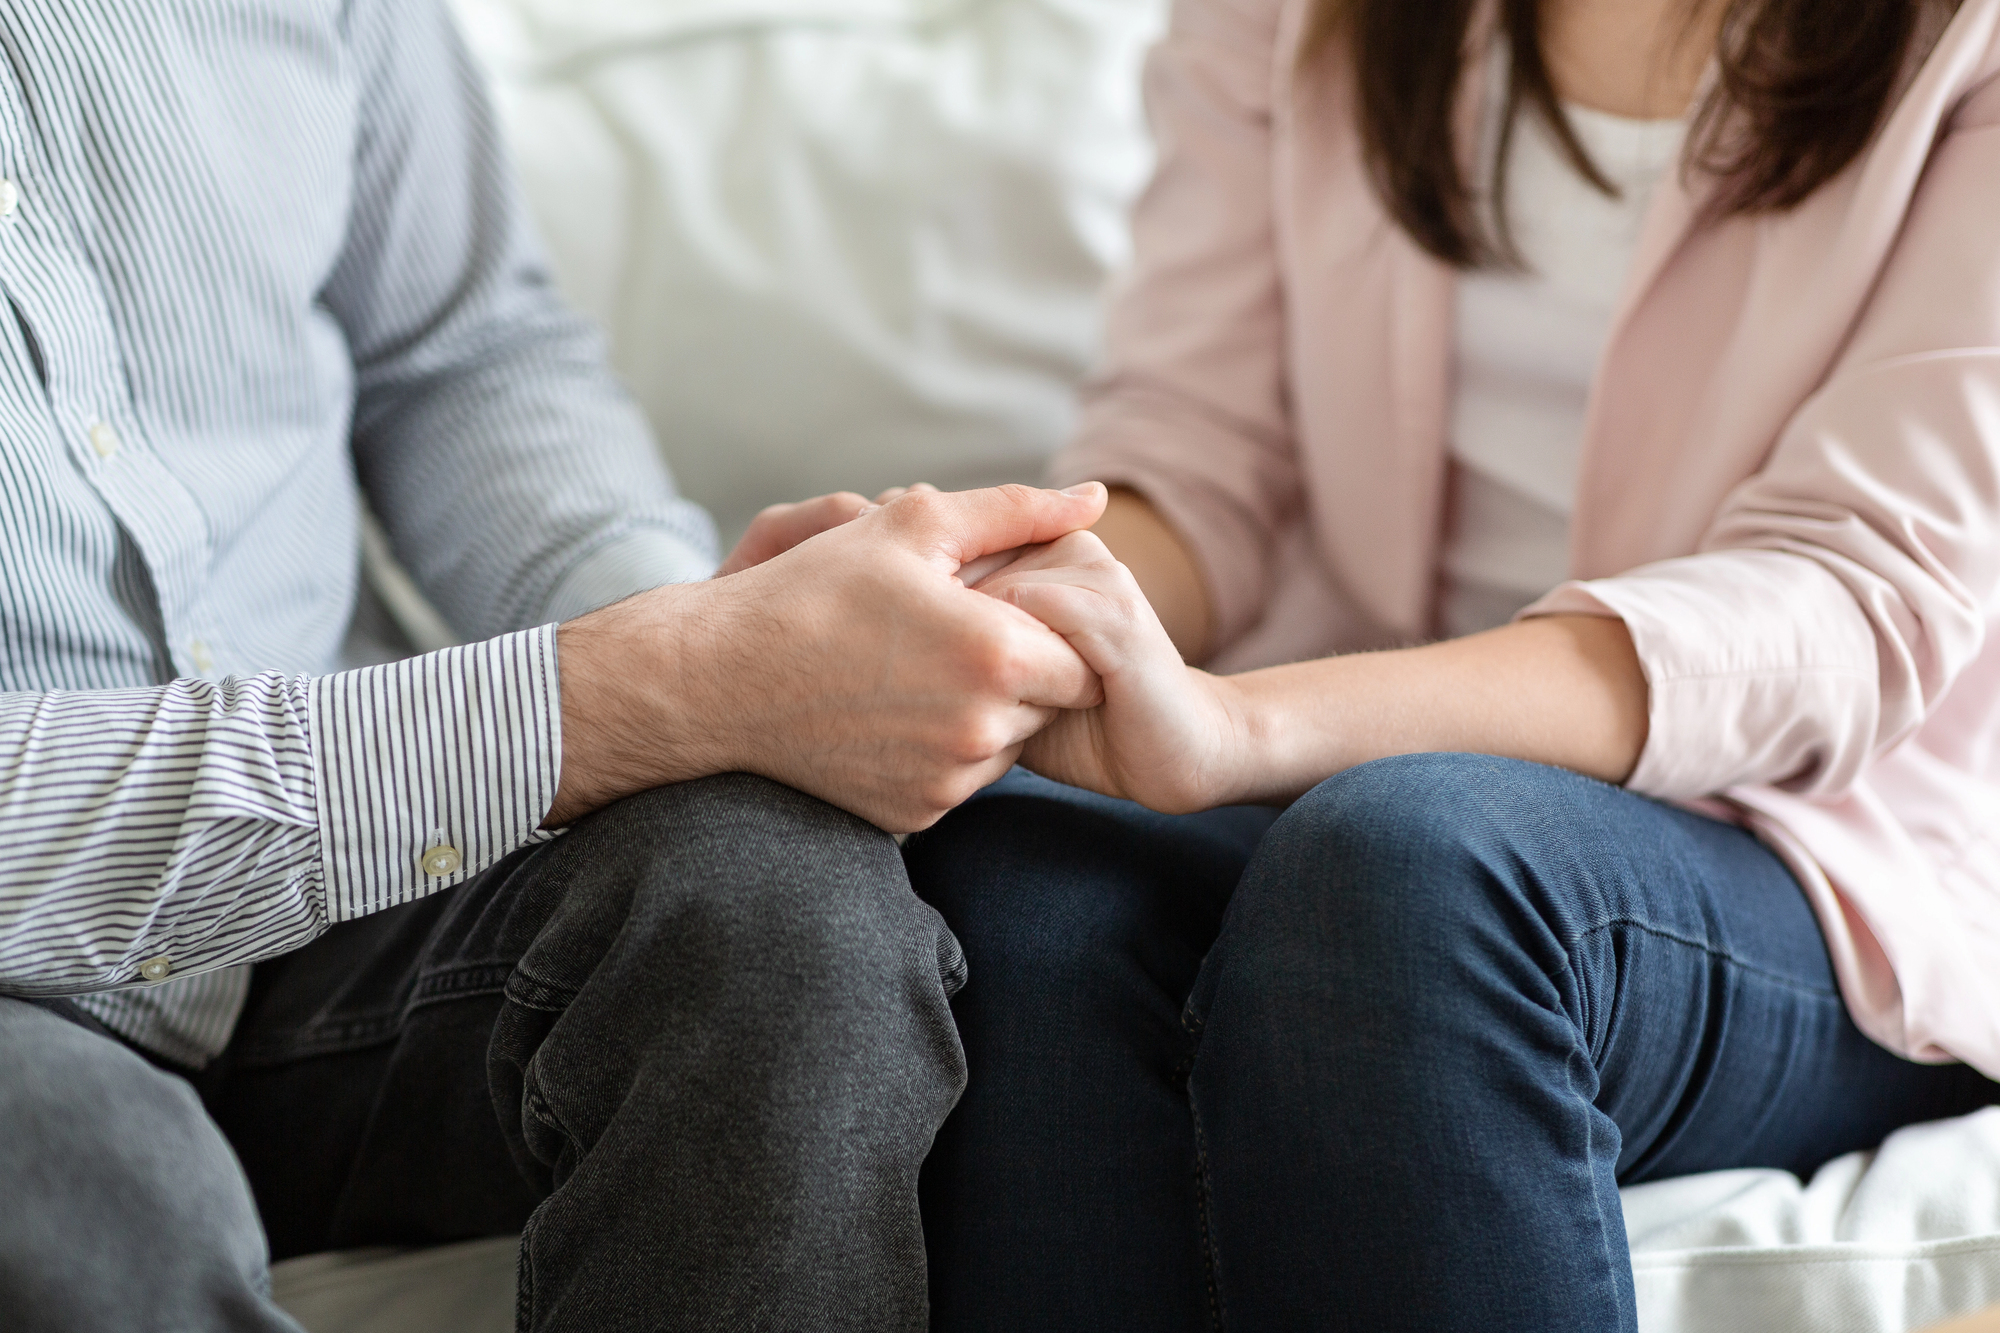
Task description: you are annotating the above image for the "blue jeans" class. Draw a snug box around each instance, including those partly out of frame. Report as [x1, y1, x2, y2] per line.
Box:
[905, 755, 1998, 1331]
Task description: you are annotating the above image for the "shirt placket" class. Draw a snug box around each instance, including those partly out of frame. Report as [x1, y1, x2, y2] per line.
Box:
[0, 55, 219, 683]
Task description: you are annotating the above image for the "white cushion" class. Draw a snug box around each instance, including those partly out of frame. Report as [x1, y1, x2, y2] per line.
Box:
[447, 0, 1166, 542]
[1624, 1107, 2000, 1332]
[270, 1110, 2000, 1333]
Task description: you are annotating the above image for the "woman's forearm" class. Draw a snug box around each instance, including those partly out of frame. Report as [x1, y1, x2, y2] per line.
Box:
[1218, 614, 1650, 805]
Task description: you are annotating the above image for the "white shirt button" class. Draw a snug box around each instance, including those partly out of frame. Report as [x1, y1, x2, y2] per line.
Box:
[138, 955, 172, 983]
[189, 639, 214, 674]
[88, 421, 120, 458]
[0, 179, 18, 218]
[421, 844, 463, 878]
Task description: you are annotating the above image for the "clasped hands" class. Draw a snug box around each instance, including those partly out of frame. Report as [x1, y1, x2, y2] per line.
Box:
[547, 481, 1243, 831]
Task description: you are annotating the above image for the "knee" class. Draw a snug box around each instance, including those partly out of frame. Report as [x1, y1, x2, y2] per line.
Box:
[0, 1004, 270, 1327]
[563, 773, 955, 1002]
[496, 777, 968, 1175]
[1221, 754, 1596, 991]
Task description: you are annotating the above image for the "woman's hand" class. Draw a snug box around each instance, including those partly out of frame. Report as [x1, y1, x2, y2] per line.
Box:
[718, 483, 938, 576]
[974, 529, 1252, 813]
[982, 514, 1649, 811]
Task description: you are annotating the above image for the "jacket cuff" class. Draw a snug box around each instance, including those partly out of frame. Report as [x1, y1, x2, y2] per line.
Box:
[1521, 550, 1880, 799]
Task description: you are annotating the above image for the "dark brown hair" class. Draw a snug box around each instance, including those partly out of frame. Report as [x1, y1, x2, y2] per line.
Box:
[1302, 0, 1962, 268]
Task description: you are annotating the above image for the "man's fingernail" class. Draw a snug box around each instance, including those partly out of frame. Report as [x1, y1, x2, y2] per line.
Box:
[1062, 482, 1102, 498]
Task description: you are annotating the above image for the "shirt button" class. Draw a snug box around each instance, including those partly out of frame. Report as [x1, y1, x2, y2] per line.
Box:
[0, 179, 18, 217]
[138, 955, 172, 983]
[189, 639, 214, 674]
[88, 421, 120, 458]
[421, 844, 463, 878]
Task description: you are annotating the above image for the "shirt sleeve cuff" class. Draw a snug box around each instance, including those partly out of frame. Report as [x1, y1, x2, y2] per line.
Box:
[309, 626, 562, 922]
[542, 529, 717, 624]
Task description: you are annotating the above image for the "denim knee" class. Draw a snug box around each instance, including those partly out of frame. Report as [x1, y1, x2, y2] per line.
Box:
[530, 772, 959, 1001]
[0, 1001, 284, 1332]
[1199, 754, 1605, 1020]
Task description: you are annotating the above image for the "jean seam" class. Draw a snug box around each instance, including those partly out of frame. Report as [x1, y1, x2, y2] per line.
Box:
[227, 1012, 406, 1066]
[1183, 1003, 1227, 1331]
[517, 1200, 543, 1333]
[224, 959, 523, 1067]
[1568, 918, 1842, 1000]
[505, 970, 580, 1014]
[409, 961, 515, 1008]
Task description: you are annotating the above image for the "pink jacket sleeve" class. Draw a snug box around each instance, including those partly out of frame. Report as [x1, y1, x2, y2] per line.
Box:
[1046, 0, 1302, 650]
[1529, 78, 2000, 801]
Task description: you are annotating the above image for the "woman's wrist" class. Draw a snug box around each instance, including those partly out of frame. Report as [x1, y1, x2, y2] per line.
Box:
[1188, 667, 1321, 809]
[1195, 660, 1344, 808]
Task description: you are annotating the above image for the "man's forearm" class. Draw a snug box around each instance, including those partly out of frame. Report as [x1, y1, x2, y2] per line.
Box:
[0, 677, 322, 994]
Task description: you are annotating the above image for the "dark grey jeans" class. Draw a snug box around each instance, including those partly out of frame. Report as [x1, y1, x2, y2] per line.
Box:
[0, 774, 968, 1332]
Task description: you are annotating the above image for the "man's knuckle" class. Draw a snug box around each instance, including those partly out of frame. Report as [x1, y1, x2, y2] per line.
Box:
[955, 625, 1010, 679]
[883, 488, 944, 532]
[950, 714, 1012, 763]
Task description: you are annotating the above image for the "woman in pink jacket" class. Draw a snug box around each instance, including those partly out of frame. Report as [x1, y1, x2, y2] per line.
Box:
[905, 0, 2000, 1326]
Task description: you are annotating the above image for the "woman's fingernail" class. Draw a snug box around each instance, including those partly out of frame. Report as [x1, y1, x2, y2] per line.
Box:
[1062, 482, 1103, 498]
[857, 503, 880, 516]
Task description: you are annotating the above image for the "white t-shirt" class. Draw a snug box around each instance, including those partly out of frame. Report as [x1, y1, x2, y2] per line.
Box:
[1439, 101, 1688, 639]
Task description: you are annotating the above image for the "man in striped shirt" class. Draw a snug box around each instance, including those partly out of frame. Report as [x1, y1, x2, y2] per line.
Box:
[0, 2, 1106, 1329]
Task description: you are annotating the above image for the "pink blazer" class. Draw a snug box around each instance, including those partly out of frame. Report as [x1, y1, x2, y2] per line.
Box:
[1050, 0, 2000, 1073]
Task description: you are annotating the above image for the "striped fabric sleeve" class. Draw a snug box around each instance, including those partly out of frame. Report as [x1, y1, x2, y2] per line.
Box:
[314, 628, 560, 922]
[541, 529, 720, 625]
[0, 627, 560, 995]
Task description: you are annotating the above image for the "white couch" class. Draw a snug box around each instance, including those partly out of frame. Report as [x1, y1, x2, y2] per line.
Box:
[295, 1, 2000, 1327]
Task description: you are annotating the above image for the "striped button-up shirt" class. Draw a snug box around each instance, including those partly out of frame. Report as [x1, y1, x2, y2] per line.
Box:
[0, 0, 717, 1065]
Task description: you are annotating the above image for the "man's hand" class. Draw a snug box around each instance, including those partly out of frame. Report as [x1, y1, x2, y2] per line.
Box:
[717, 483, 940, 576]
[549, 483, 1110, 832]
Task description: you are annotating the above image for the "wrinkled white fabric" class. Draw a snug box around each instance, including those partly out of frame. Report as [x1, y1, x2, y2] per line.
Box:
[1623, 1109, 2000, 1332]
[449, 0, 1166, 540]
